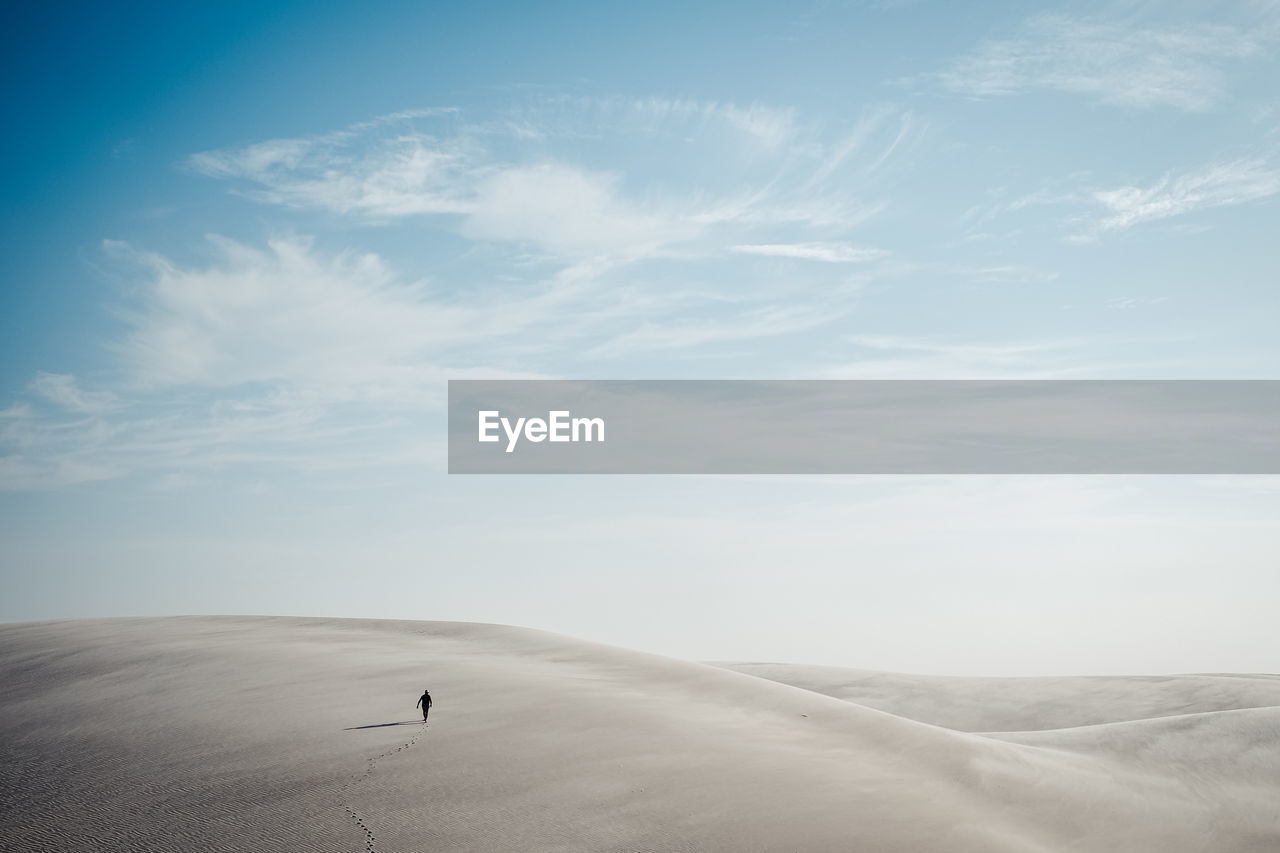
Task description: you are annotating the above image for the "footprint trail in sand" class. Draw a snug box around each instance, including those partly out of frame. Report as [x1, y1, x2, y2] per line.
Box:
[341, 723, 427, 852]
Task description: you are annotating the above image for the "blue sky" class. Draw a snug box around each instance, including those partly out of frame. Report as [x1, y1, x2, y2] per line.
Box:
[3, 1, 1280, 673]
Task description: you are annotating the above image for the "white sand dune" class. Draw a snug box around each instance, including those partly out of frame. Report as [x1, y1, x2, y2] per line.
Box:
[718, 662, 1280, 731]
[1, 617, 1276, 852]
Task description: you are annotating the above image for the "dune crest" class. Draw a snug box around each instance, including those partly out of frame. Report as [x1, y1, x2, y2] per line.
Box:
[716, 661, 1280, 731]
[1, 616, 1276, 852]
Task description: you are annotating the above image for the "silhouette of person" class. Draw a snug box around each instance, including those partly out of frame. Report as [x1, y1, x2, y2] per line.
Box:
[415, 688, 432, 721]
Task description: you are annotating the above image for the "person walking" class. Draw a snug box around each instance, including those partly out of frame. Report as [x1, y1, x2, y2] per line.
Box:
[415, 688, 432, 722]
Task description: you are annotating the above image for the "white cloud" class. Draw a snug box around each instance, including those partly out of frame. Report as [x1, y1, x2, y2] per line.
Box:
[107, 230, 860, 395]
[803, 109, 892, 189]
[0, 454, 117, 491]
[190, 133, 475, 217]
[957, 264, 1058, 284]
[960, 157, 1280, 242]
[607, 96, 799, 151]
[731, 243, 887, 263]
[797, 107, 916, 193]
[188, 101, 915, 262]
[190, 121, 698, 261]
[108, 236, 556, 398]
[13, 217, 875, 452]
[3, 228, 870, 489]
[462, 164, 685, 259]
[29, 372, 118, 412]
[1105, 296, 1168, 310]
[938, 15, 1264, 110]
[713, 102, 798, 151]
[1090, 158, 1280, 232]
[0, 387, 440, 492]
[822, 335, 1111, 379]
[5, 97, 933, 491]
[589, 305, 840, 358]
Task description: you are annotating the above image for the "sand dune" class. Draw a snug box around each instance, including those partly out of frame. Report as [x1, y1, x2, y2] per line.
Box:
[718, 662, 1280, 731]
[1, 617, 1276, 852]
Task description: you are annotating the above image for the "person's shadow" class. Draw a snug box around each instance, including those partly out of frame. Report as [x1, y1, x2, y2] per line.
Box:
[343, 720, 423, 730]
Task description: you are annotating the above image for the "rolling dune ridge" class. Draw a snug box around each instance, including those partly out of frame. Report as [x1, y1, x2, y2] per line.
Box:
[1, 617, 1276, 852]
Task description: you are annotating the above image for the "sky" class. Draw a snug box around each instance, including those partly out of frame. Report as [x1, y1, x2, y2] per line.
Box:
[3, 0, 1280, 675]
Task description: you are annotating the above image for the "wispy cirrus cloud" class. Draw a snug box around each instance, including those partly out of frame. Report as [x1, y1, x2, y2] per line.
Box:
[1088, 157, 1280, 234]
[936, 14, 1265, 110]
[106, 235, 582, 397]
[0, 381, 451, 491]
[3, 235, 543, 491]
[959, 155, 1280, 242]
[188, 108, 472, 217]
[820, 335, 1148, 379]
[5, 96, 923, 490]
[28, 372, 119, 412]
[562, 95, 800, 152]
[190, 118, 684, 261]
[104, 232, 863, 393]
[588, 304, 842, 359]
[188, 99, 916, 263]
[4, 218, 872, 489]
[731, 242, 887, 263]
[192, 132, 473, 218]
[0, 453, 117, 491]
[460, 164, 684, 260]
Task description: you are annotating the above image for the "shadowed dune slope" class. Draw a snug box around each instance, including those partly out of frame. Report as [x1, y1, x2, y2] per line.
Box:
[1, 617, 1277, 852]
[715, 662, 1280, 731]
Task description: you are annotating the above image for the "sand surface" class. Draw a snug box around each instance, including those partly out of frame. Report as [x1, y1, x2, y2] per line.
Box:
[1, 616, 1277, 852]
[719, 662, 1280, 732]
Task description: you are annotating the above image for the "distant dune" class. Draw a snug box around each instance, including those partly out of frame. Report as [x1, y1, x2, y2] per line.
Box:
[719, 662, 1280, 731]
[1, 617, 1277, 852]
